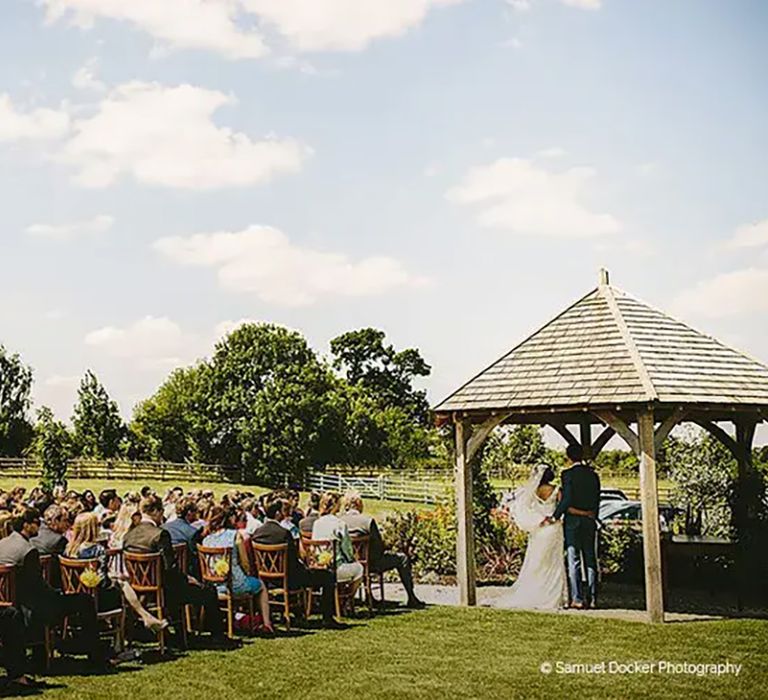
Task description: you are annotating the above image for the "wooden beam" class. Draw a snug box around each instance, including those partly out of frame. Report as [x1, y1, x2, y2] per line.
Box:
[694, 420, 739, 461]
[654, 408, 687, 451]
[593, 410, 640, 456]
[466, 413, 511, 463]
[548, 423, 580, 449]
[638, 409, 665, 623]
[580, 419, 593, 460]
[591, 426, 615, 457]
[454, 418, 476, 606]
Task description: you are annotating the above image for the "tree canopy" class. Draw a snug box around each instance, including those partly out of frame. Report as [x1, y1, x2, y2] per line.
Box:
[0, 344, 34, 457]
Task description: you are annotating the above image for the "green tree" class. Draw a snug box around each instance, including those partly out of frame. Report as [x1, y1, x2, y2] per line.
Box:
[130, 366, 206, 462]
[31, 406, 72, 490]
[0, 344, 34, 457]
[481, 425, 547, 479]
[330, 328, 431, 423]
[72, 370, 125, 458]
[666, 429, 735, 537]
[200, 323, 339, 484]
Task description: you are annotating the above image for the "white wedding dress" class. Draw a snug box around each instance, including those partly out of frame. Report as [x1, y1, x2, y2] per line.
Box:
[491, 465, 567, 610]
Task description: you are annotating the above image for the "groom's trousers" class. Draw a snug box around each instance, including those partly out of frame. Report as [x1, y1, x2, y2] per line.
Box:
[564, 516, 597, 605]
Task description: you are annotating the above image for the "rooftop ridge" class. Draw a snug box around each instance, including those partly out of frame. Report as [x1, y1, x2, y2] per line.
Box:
[599, 284, 658, 401]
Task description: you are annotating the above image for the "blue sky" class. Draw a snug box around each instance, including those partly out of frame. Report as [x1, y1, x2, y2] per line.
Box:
[1, 0, 768, 429]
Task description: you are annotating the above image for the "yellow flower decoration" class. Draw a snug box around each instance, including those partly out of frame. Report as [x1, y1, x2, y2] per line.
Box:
[316, 551, 333, 568]
[79, 569, 102, 589]
[213, 558, 230, 577]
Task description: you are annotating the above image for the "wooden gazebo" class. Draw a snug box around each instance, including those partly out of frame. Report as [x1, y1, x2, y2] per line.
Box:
[433, 269, 768, 622]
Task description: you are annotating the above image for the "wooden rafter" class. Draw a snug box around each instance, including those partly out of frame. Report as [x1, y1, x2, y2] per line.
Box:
[591, 426, 616, 456]
[548, 423, 580, 449]
[466, 413, 511, 462]
[653, 407, 687, 451]
[694, 419, 740, 460]
[593, 410, 639, 455]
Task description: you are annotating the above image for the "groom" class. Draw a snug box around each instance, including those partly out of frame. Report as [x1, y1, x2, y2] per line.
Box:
[543, 444, 601, 609]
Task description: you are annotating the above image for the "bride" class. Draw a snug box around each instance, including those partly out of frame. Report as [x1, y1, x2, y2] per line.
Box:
[491, 464, 567, 610]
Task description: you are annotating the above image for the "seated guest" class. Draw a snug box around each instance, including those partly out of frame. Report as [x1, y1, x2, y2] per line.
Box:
[241, 499, 263, 536]
[0, 508, 113, 668]
[95, 489, 122, 519]
[108, 501, 140, 551]
[201, 507, 273, 632]
[312, 493, 363, 584]
[278, 500, 300, 540]
[162, 497, 202, 576]
[252, 499, 341, 628]
[298, 492, 321, 535]
[81, 490, 98, 513]
[30, 505, 68, 555]
[65, 512, 168, 633]
[342, 492, 425, 609]
[123, 494, 237, 648]
[0, 605, 36, 689]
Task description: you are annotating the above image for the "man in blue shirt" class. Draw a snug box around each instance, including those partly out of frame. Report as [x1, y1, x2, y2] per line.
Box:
[162, 497, 202, 577]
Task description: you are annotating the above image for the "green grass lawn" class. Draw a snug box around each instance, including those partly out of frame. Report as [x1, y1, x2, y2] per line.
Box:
[17, 606, 768, 700]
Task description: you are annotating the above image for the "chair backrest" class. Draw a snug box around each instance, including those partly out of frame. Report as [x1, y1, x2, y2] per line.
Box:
[124, 551, 163, 592]
[38, 554, 54, 585]
[302, 539, 336, 571]
[197, 545, 233, 592]
[172, 542, 188, 575]
[251, 543, 288, 587]
[106, 548, 123, 574]
[59, 557, 102, 598]
[0, 565, 15, 607]
[350, 536, 370, 572]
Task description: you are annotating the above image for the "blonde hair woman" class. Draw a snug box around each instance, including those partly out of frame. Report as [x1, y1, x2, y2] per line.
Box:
[312, 492, 363, 583]
[108, 502, 141, 551]
[65, 512, 168, 634]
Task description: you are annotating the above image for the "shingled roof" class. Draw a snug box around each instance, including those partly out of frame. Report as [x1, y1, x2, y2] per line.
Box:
[435, 274, 768, 414]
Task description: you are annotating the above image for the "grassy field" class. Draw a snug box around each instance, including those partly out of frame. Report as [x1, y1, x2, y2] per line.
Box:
[14, 605, 768, 700]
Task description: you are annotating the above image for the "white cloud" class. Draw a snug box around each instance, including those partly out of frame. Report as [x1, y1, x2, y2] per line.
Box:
[446, 157, 621, 238]
[673, 268, 768, 319]
[636, 161, 660, 177]
[84, 315, 192, 367]
[505, 0, 531, 11]
[241, 0, 461, 52]
[25, 214, 114, 240]
[154, 225, 428, 306]
[71, 57, 105, 91]
[59, 81, 308, 189]
[41, 0, 269, 60]
[41, 0, 462, 57]
[726, 219, 768, 250]
[0, 93, 70, 142]
[562, 0, 601, 8]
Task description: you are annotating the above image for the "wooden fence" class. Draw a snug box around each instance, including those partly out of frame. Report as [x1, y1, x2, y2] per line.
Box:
[304, 471, 448, 504]
[0, 458, 244, 484]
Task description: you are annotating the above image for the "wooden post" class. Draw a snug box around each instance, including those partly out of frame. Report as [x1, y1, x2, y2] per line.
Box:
[455, 418, 476, 606]
[637, 409, 664, 623]
[734, 419, 757, 610]
[580, 419, 593, 461]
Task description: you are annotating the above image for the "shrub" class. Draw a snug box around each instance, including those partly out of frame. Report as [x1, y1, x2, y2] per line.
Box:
[598, 523, 643, 581]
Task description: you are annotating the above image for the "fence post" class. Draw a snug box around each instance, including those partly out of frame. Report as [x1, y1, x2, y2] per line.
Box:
[378, 474, 385, 500]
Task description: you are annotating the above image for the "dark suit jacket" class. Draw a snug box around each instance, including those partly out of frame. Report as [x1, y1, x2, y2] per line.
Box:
[298, 513, 318, 535]
[251, 520, 306, 588]
[342, 510, 385, 565]
[123, 521, 183, 591]
[552, 463, 601, 522]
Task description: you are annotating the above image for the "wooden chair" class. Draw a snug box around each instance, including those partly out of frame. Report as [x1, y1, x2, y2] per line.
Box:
[350, 536, 374, 615]
[171, 543, 194, 633]
[59, 557, 125, 650]
[197, 545, 255, 638]
[302, 539, 357, 618]
[0, 564, 55, 670]
[38, 554, 54, 585]
[251, 542, 307, 630]
[123, 551, 168, 654]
